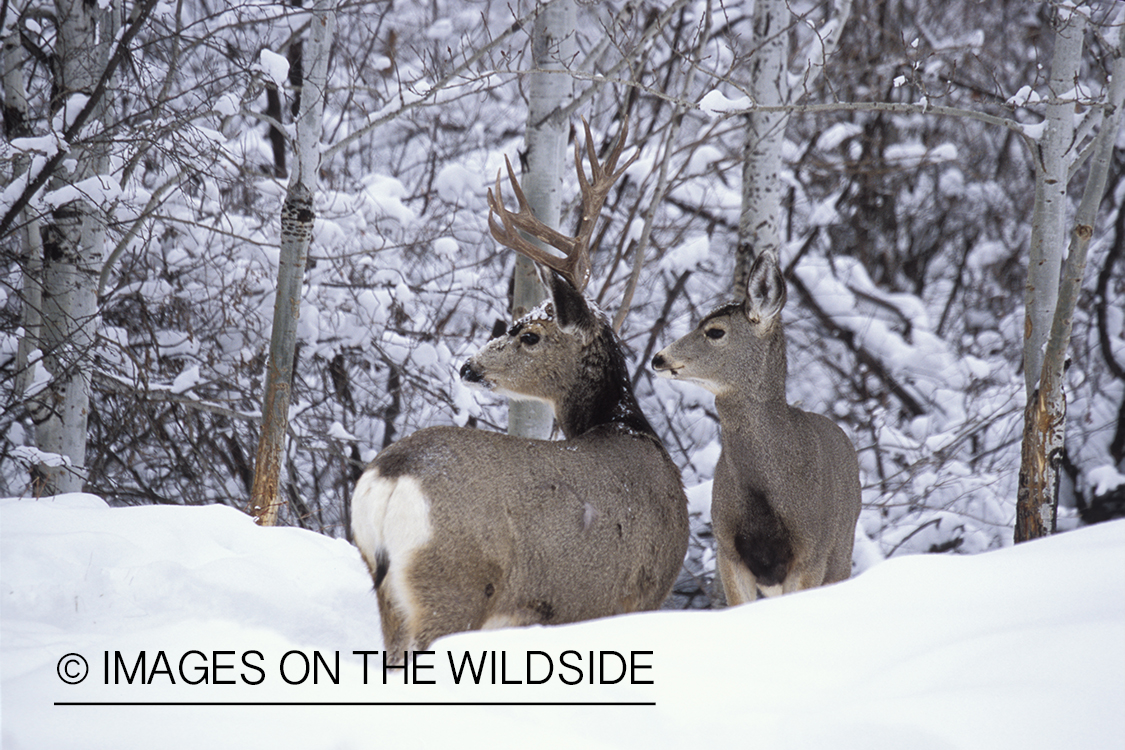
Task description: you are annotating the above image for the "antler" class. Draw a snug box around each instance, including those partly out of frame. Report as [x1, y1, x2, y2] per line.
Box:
[487, 117, 637, 292]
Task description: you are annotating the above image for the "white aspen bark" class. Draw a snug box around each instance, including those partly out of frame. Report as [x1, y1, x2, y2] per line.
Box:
[1016, 5, 1123, 543]
[249, 2, 335, 525]
[508, 0, 576, 440]
[1022, 5, 1085, 398]
[733, 0, 790, 298]
[734, 0, 851, 298]
[32, 0, 111, 495]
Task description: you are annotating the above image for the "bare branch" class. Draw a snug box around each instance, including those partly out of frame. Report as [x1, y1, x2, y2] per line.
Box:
[0, 0, 163, 237]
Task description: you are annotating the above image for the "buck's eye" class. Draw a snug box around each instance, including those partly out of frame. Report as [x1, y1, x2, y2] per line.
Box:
[704, 327, 725, 340]
[520, 332, 541, 346]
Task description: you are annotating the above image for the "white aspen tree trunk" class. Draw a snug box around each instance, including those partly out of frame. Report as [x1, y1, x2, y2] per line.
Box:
[1022, 6, 1085, 397]
[31, 0, 111, 495]
[733, 0, 789, 299]
[508, 0, 576, 439]
[249, 2, 335, 526]
[733, 0, 851, 295]
[1016, 4, 1122, 542]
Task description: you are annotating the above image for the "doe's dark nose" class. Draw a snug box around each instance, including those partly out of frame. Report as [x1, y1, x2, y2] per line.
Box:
[460, 361, 483, 383]
[651, 354, 666, 369]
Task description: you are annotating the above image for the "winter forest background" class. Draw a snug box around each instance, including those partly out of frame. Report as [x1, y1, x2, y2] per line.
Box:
[2, 0, 1124, 606]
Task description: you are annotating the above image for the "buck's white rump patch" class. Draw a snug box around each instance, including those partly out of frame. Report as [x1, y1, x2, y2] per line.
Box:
[351, 470, 433, 633]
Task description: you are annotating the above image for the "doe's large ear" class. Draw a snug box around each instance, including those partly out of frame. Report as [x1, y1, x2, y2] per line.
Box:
[744, 251, 786, 325]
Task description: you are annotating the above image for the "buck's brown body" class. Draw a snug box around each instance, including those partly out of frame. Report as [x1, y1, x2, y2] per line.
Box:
[355, 419, 686, 654]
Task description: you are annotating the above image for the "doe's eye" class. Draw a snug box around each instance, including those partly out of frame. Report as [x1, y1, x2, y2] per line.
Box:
[520, 332, 541, 346]
[704, 327, 725, 340]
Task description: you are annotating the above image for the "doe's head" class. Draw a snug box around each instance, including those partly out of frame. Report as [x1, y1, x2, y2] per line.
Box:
[651, 251, 788, 399]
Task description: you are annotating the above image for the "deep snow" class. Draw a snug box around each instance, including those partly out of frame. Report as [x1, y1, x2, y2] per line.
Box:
[1, 493, 1123, 749]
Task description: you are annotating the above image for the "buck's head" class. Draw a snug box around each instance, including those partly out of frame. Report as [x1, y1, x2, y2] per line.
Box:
[651, 251, 788, 401]
[459, 117, 650, 438]
[460, 269, 601, 407]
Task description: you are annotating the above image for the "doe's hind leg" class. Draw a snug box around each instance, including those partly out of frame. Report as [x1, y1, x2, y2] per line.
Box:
[717, 551, 759, 606]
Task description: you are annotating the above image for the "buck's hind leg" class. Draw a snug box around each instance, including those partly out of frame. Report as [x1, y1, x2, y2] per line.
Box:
[407, 543, 506, 650]
[376, 585, 414, 661]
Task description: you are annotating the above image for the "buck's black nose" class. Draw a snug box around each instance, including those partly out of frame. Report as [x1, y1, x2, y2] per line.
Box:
[460, 361, 483, 383]
[651, 354, 666, 369]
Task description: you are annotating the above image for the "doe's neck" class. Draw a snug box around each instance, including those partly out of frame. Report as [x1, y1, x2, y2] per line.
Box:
[714, 370, 789, 419]
[718, 323, 789, 410]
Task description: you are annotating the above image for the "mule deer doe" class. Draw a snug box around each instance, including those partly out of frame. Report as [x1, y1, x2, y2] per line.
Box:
[651, 251, 860, 605]
[351, 120, 689, 655]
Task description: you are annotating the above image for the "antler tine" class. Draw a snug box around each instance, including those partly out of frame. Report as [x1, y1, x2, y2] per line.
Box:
[486, 119, 636, 293]
[580, 116, 636, 185]
[572, 117, 638, 259]
[487, 154, 590, 290]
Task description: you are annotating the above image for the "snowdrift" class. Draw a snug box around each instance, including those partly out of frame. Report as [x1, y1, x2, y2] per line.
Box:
[2, 494, 1122, 749]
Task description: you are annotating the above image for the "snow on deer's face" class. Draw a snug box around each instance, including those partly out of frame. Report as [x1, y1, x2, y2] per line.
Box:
[459, 276, 597, 408]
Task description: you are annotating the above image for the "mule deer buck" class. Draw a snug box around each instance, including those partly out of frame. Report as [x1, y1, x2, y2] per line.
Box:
[651, 251, 860, 605]
[351, 119, 689, 655]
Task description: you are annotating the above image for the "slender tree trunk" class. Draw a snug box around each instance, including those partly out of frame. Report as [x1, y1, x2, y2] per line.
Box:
[1022, 7, 1085, 397]
[732, 0, 851, 292]
[508, 0, 575, 439]
[249, 2, 335, 525]
[1016, 5, 1124, 542]
[30, 0, 112, 495]
[733, 0, 789, 298]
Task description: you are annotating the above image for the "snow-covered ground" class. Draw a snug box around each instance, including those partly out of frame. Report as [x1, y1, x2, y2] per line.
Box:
[2, 493, 1123, 749]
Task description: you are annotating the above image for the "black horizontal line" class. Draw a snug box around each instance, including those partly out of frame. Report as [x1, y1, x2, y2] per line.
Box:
[55, 701, 656, 707]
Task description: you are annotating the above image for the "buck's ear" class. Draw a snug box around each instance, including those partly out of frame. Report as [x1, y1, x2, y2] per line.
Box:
[744, 251, 786, 325]
[547, 270, 595, 334]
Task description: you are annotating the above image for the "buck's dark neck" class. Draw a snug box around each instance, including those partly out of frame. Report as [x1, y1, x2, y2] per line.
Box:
[556, 325, 656, 439]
